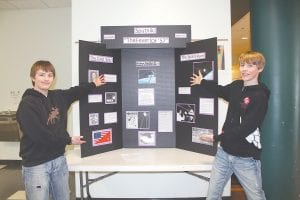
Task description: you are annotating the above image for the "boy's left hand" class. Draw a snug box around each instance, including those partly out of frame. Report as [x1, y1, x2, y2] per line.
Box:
[190, 70, 203, 86]
[93, 74, 106, 87]
[199, 134, 214, 143]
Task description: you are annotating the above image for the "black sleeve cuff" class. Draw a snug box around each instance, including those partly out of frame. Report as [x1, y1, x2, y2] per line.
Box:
[67, 136, 72, 145]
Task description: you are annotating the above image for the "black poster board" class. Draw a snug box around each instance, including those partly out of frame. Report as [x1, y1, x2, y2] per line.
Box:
[175, 38, 218, 155]
[78, 26, 218, 158]
[79, 40, 122, 157]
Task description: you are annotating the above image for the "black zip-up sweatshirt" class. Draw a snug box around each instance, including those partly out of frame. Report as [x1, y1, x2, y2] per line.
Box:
[201, 79, 270, 160]
[17, 83, 96, 167]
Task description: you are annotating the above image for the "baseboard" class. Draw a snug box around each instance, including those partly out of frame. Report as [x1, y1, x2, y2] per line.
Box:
[0, 160, 21, 168]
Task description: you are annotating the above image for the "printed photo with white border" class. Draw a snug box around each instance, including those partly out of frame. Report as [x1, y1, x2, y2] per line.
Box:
[138, 131, 156, 146]
[192, 127, 213, 146]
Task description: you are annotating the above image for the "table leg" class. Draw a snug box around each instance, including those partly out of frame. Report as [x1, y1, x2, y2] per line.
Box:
[85, 172, 92, 199]
[79, 171, 84, 200]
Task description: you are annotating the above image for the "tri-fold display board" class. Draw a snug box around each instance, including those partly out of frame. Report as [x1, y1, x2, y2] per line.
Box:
[79, 25, 218, 157]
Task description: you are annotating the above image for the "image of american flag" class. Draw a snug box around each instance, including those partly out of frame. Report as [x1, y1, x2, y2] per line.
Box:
[92, 128, 112, 146]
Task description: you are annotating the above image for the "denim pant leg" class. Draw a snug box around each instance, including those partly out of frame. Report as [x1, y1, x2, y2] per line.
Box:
[232, 157, 266, 200]
[49, 156, 70, 200]
[207, 148, 233, 200]
[22, 163, 50, 200]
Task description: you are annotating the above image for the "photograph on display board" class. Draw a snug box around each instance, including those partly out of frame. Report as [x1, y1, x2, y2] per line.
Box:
[89, 113, 99, 126]
[192, 127, 213, 146]
[88, 69, 99, 83]
[138, 131, 156, 146]
[176, 103, 195, 123]
[92, 128, 112, 147]
[126, 111, 150, 129]
[105, 92, 117, 104]
[138, 69, 156, 84]
[193, 61, 214, 80]
[138, 111, 150, 129]
[126, 111, 138, 129]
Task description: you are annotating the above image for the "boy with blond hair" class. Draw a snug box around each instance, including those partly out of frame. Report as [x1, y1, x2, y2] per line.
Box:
[190, 51, 270, 200]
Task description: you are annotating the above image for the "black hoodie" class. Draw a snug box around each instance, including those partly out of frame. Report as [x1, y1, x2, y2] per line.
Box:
[201, 80, 270, 160]
[17, 83, 96, 167]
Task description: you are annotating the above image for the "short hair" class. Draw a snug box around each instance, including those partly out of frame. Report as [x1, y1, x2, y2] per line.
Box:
[239, 51, 266, 70]
[30, 60, 56, 86]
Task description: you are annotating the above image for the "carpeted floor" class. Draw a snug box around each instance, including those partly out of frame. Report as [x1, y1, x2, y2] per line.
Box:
[0, 161, 75, 200]
[0, 161, 24, 199]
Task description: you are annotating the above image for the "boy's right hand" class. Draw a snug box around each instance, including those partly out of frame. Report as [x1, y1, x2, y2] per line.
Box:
[190, 70, 203, 86]
[71, 136, 86, 145]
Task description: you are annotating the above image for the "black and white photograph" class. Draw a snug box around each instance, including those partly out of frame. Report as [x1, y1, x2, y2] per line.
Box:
[126, 111, 150, 129]
[105, 92, 117, 104]
[176, 103, 195, 123]
[193, 61, 214, 80]
[89, 113, 99, 126]
[138, 111, 150, 129]
[88, 69, 99, 83]
[126, 111, 138, 129]
[138, 131, 156, 146]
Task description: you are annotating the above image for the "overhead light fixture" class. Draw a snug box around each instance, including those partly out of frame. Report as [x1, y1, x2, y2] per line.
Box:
[241, 37, 248, 40]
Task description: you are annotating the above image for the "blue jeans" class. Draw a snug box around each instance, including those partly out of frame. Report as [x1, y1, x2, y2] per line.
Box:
[22, 155, 70, 200]
[207, 148, 266, 200]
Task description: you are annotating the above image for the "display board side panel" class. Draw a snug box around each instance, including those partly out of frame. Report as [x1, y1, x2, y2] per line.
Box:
[175, 38, 218, 155]
[79, 40, 122, 157]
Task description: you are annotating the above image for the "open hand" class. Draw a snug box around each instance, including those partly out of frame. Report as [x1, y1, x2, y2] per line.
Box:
[93, 74, 106, 87]
[190, 70, 203, 86]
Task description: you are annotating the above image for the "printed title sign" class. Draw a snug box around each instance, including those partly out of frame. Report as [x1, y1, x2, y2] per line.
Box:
[101, 25, 191, 49]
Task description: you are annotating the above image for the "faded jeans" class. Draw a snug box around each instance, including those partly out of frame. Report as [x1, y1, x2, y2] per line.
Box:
[22, 155, 70, 200]
[207, 147, 266, 200]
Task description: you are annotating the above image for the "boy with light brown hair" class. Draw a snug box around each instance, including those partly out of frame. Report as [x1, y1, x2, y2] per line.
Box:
[17, 60, 105, 200]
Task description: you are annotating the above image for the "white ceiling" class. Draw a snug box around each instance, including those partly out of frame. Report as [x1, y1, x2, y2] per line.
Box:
[232, 12, 250, 51]
[0, 0, 250, 66]
[0, 0, 71, 9]
[231, 12, 251, 64]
